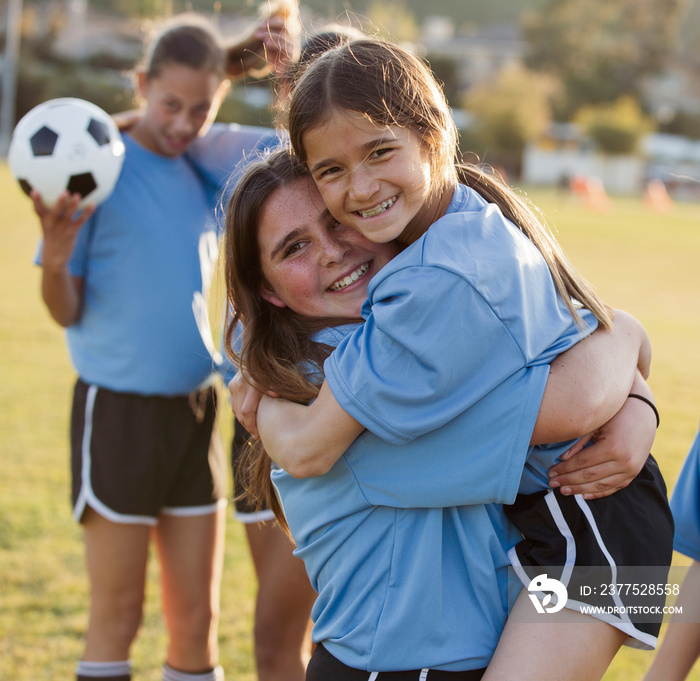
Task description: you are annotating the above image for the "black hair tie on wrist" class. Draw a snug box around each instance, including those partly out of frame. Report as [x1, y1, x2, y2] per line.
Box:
[628, 393, 660, 428]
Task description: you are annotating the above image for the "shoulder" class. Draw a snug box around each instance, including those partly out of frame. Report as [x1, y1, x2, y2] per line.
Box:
[186, 124, 286, 190]
[190, 123, 285, 160]
[370, 185, 539, 295]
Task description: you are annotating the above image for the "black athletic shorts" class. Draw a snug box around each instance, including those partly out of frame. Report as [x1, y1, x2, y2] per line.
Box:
[306, 643, 486, 681]
[505, 455, 674, 650]
[71, 379, 227, 525]
[231, 417, 274, 523]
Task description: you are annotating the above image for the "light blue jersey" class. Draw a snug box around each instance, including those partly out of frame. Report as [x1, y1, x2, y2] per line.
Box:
[670, 424, 700, 561]
[324, 183, 597, 494]
[37, 126, 278, 395]
[272, 325, 526, 672]
[59, 134, 219, 395]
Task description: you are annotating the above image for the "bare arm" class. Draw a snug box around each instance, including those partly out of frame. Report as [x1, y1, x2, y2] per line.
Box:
[33, 191, 92, 327]
[256, 381, 363, 478]
[225, 0, 301, 79]
[241, 310, 653, 482]
[531, 309, 649, 445]
[547, 371, 657, 498]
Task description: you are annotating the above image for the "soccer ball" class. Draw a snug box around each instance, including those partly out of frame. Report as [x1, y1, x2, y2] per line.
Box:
[8, 98, 125, 209]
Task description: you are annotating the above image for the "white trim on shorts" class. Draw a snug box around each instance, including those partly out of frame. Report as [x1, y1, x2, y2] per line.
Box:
[73, 384, 158, 526]
[162, 498, 228, 517]
[74, 384, 227, 526]
[234, 508, 276, 524]
[507, 489, 658, 651]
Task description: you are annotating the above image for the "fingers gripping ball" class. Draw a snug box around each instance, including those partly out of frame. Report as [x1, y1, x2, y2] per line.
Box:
[8, 98, 125, 209]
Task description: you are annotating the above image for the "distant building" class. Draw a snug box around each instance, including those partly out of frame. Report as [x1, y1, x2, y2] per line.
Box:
[523, 123, 700, 198]
[642, 57, 700, 120]
[420, 18, 525, 95]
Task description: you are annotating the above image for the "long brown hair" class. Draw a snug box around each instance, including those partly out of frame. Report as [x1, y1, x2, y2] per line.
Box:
[287, 38, 613, 329]
[224, 148, 359, 526]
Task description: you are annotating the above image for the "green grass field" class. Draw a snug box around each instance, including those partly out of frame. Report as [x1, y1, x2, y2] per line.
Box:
[2, 161, 700, 680]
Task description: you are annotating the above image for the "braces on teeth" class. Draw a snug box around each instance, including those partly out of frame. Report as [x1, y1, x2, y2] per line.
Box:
[359, 196, 396, 218]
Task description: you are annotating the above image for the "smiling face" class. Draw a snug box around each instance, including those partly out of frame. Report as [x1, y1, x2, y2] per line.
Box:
[302, 110, 443, 245]
[258, 176, 399, 318]
[132, 63, 226, 158]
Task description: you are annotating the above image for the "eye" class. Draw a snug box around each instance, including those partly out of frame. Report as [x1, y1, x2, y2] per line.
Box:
[316, 166, 341, 180]
[371, 146, 393, 159]
[284, 240, 306, 257]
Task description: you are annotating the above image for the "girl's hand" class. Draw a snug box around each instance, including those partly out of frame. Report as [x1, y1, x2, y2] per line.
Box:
[226, 0, 301, 79]
[229, 370, 278, 439]
[33, 191, 91, 327]
[547, 388, 657, 499]
[253, 9, 300, 76]
[32, 190, 93, 273]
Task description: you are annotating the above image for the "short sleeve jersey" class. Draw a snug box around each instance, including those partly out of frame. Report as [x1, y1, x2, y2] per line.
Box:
[324, 183, 597, 491]
[37, 127, 283, 395]
[670, 425, 700, 561]
[37, 134, 219, 394]
[272, 325, 525, 672]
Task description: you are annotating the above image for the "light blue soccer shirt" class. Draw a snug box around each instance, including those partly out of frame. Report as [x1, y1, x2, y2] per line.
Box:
[272, 327, 527, 672]
[58, 134, 219, 395]
[324, 183, 598, 493]
[37, 126, 281, 395]
[670, 424, 700, 561]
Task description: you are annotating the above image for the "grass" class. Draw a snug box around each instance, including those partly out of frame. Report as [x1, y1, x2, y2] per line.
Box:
[2, 162, 700, 679]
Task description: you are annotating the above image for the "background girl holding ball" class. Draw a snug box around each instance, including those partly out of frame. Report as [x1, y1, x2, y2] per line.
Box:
[26, 10, 294, 681]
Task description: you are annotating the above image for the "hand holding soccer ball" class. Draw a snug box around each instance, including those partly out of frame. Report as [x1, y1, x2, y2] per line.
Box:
[8, 98, 125, 209]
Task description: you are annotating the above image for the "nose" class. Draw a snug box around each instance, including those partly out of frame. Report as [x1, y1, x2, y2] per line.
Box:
[172, 111, 195, 135]
[348, 163, 379, 202]
[319, 232, 350, 266]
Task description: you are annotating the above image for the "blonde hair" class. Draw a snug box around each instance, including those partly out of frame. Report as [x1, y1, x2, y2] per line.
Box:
[287, 37, 613, 328]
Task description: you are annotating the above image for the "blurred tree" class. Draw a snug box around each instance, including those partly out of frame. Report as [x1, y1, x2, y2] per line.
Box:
[522, 0, 690, 119]
[364, 0, 419, 43]
[463, 64, 553, 177]
[115, 0, 172, 18]
[662, 111, 700, 140]
[575, 96, 654, 154]
[425, 54, 461, 107]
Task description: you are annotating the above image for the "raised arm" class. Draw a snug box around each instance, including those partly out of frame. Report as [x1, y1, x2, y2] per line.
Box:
[32, 191, 91, 327]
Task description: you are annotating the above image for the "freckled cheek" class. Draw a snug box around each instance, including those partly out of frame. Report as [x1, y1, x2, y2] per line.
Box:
[284, 266, 322, 301]
[319, 187, 344, 217]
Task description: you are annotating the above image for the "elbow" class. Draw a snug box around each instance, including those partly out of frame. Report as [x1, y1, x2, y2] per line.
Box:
[285, 452, 334, 479]
[51, 310, 79, 328]
[572, 390, 613, 434]
[279, 438, 336, 479]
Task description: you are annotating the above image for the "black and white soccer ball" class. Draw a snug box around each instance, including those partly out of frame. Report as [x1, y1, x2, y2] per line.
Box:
[8, 98, 125, 209]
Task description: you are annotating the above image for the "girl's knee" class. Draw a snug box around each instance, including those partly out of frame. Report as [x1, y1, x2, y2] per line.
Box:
[168, 599, 219, 649]
[87, 598, 143, 654]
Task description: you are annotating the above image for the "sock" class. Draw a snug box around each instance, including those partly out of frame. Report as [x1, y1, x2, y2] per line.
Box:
[162, 664, 224, 681]
[76, 659, 131, 681]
